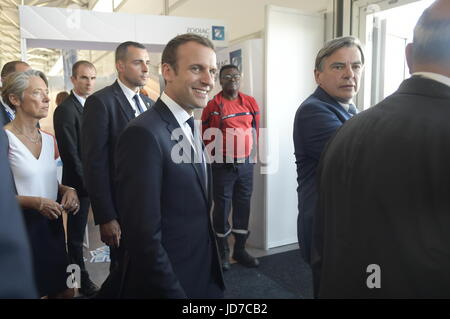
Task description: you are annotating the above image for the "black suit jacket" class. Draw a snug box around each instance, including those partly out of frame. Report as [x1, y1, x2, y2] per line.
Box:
[1, 103, 10, 127]
[313, 76, 450, 298]
[54, 92, 87, 197]
[81, 81, 154, 225]
[115, 99, 225, 298]
[0, 130, 37, 298]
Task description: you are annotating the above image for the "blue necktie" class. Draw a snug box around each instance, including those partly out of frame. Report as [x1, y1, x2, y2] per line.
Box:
[133, 94, 144, 114]
[348, 104, 357, 116]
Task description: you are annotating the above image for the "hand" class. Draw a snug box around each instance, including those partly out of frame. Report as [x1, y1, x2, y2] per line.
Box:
[38, 197, 64, 220]
[60, 186, 80, 215]
[100, 219, 121, 248]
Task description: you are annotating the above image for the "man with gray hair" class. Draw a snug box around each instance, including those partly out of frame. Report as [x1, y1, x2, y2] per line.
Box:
[293, 36, 364, 265]
[312, 0, 450, 298]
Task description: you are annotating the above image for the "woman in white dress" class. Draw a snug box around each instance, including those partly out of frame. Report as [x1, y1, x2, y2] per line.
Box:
[2, 70, 80, 298]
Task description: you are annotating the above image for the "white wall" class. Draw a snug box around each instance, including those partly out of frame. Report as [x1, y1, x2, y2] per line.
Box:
[118, 0, 331, 41]
[265, 5, 324, 248]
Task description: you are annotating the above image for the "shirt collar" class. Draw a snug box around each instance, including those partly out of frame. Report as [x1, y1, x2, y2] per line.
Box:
[160, 91, 192, 125]
[117, 77, 140, 100]
[413, 72, 450, 88]
[72, 90, 87, 106]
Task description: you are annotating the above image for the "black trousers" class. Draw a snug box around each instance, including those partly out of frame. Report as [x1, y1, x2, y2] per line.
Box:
[212, 162, 254, 235]
[66, 196, 90, 276]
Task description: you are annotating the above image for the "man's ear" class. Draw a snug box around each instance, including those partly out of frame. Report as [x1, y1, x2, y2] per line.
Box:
[314, 69, 321, 85]
[116, 60, 124, 74]
[161, 63, 172, 83]
[405, 43, 414, 75]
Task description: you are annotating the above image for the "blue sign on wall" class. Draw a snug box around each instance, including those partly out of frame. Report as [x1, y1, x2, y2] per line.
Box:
[212, 26, 225, 40]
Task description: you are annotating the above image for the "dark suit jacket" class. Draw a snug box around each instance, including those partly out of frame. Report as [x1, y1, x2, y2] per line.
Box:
[293, 86, 353, 263]
[81, 81, 154, 225]
[313, 76, 450, 298]
[1, 102, 10, 127]
[115, 99, 225, 298]
[54, 92, 87, 197]
[0, 130, 37, 298]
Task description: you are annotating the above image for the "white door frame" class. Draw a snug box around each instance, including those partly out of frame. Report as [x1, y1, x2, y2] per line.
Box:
[351, 0, 423, 109]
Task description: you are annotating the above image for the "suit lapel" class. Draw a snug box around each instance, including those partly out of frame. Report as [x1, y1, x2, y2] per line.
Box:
[69, 92, 84, 115]
[313, 86, 352, 122]
[155, 100, 209, 201]
[140, 94, 153, 111]
[112, 81, 135, 121]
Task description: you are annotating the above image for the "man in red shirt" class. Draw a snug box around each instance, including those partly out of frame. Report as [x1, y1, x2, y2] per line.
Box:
[202, 64, 260, 270]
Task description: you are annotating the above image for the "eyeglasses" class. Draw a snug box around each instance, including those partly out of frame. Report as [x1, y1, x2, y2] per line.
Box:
[221, 74, 241, 81]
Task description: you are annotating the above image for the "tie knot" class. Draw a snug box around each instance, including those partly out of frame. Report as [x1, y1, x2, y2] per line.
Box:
[348, 104, 357, 116]
[186, 117, 195, 135]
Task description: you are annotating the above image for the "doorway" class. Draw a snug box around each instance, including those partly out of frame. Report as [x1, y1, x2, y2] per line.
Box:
[353, 0, 434, 110]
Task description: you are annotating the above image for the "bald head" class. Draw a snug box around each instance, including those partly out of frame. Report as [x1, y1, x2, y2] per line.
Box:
[424, 0, 450, 20]
[1, 61, 30, 82]
[406, 0, 450, 76]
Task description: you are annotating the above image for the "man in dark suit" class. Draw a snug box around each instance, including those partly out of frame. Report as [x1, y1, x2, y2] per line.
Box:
[0, 130, 37, 298]
[293, 36, 364, 265]
[312, 0, 450, 298]
[53, 60, 99, 297]
[1, 61, 30, 126]
[81, 41, 154, 296]
[115, 33, 225, 298]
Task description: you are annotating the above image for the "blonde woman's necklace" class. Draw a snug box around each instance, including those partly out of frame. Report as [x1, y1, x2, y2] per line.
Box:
[12, 122, 41, 144]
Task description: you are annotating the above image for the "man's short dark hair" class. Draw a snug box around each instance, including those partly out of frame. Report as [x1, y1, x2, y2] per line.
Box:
[115, 41, 147, 62]
[72, 60, 96, 78]
[1, 61, 29, 80]
[412, 8, 450, 64]
[162, 33, 215, 73]
[219, 64, 240, 79]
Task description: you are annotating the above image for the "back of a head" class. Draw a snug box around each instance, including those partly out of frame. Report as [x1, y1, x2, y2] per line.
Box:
[412, 0, 450, 66]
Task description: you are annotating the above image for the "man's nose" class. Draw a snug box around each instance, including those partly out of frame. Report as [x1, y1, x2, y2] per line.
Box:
[343, 64, 354, 78]
[201, 71, 215, 86]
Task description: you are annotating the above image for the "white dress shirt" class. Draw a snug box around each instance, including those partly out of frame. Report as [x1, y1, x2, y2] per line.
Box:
[414, 72, 450, 88]
[161, 92, 207, 185]
[72, 91, 86, 107]
[117, 78, 146, 117]
[160, 91, 196, 148]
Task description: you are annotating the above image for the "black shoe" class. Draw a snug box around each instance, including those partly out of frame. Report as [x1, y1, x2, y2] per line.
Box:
[232, 231, 259, 268]
[232, 249, 260, 268]
[79, 276, 100, 297]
